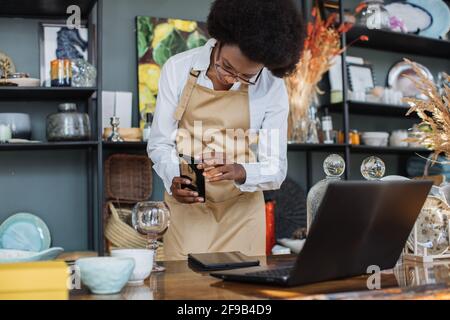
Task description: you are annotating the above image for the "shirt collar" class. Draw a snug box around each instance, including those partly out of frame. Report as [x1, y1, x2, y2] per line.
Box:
[192, 38, 217, 71]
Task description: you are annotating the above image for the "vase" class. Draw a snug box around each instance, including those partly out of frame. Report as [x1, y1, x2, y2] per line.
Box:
[289, 96, 320, 144]
[290, 118, 309, 143]
[46, 103, 91, 141]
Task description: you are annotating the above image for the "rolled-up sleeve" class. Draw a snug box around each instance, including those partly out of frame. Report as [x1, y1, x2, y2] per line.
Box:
[147, 60, 180, 195]
[236, 78, 289, 192]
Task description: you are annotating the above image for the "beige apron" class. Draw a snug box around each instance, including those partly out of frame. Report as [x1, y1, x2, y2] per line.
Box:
[163, 69, 266, 261]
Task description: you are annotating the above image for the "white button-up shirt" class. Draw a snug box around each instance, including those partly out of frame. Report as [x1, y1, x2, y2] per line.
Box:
[147, 38, 289, 195]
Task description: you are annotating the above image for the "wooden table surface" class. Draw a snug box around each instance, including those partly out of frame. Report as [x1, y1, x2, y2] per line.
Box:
[71, 255, 450, 300]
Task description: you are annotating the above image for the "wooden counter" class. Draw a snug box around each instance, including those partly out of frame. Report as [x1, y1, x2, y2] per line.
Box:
[70, 255, 450, 300]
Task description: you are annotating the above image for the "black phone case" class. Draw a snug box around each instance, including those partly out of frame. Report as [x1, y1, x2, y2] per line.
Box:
[179, 154, 205, 200]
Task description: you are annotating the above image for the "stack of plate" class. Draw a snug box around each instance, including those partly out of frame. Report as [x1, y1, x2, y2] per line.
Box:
[0, 213, 63, 263]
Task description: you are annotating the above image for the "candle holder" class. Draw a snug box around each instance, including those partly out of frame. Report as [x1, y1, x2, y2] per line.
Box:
[107, 116, 124, 142]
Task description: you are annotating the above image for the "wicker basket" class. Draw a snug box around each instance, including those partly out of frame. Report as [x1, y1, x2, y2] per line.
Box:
[103, 153, 165, 260]
[104, 154, 152, 203]
[104, 202, 165, 261]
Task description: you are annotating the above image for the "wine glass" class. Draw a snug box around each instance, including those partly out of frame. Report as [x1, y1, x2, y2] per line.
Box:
[132, 201, 170, 272]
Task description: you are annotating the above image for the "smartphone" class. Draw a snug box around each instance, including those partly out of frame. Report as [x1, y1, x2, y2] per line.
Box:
[179, 154, 205, 201]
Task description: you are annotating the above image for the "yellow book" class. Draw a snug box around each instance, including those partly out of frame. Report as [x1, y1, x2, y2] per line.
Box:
[0, 261, 69, 300]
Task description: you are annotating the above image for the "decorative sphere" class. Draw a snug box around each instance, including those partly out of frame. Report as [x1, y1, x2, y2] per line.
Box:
[323, 154, 345, 177]
[361, 156, 386, 180]
[409, 196, 450, 255]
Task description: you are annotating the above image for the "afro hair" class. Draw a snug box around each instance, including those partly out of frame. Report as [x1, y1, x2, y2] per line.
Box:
[207, 0, 305, 78]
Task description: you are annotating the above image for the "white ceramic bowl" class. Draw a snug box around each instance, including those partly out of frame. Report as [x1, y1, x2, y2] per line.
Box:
[361, 132, 389, 147]
[75, 257, 135, 295]
[111, 249, 154, 285]
[0, 113, 31, 139]
[381, 175, 410, 181]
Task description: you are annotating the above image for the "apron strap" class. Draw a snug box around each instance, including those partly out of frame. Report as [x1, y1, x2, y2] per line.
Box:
[239, 83, 249, 93]
[174, 69, 201, 121]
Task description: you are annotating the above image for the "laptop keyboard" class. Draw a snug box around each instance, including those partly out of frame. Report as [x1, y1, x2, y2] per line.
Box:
[245, 267, 292, 279]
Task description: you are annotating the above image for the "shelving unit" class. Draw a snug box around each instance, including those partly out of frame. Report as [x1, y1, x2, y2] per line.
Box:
[0, 0, 103, 253]
[346, 25, 450, 59]
[0, 87, 97, 100]
[1, 0, 447, 254]
[325, 0, 448, 180]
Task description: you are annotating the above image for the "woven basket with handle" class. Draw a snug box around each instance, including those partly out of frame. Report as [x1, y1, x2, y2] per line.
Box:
[103, 154, 165, 261]
[104, 202, 165, 261]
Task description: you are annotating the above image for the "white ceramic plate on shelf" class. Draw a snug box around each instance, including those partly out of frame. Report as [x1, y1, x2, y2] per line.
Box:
[387, 61, 434, 99]
[385, 2, 432, 34]
[7, 78, 40, 87]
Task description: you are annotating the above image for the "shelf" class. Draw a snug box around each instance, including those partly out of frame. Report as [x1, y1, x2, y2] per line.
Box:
[0, 141, 98, 151]
[0, 87, 97, 100]
[103, 142, 348, 152]
[103, 141, 147, 150]
[326, 101, 415, 117]
[287, 143, 347, 151]
[350, 145, 430, 155]
[102, 141, 431, 157]
[346, 26, 450, 59]
[0, 0, 97, 19]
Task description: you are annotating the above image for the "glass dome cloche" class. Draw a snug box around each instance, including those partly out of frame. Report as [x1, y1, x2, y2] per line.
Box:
[356, 0, 391, 30]
[306, 154, 346, 232]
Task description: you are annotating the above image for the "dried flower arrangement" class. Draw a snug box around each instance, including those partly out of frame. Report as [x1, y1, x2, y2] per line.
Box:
[285, 3, 368, 141]
[0, 59, 16, 86]
[404, 58, 450, 160]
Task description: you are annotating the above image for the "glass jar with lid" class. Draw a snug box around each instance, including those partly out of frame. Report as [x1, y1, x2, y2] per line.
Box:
[356, 0, 391, 30]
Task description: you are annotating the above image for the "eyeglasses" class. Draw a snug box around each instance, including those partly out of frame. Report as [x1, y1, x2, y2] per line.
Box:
[213, 43, 263, 86]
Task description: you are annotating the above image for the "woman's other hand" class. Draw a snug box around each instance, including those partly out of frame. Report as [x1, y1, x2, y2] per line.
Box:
[170, 177, 204, 203]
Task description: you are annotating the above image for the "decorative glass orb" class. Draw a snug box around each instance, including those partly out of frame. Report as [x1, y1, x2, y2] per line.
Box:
[361, 156, 385, 180]
[307, 154, 346, 232]
[408, 196, 450, 255]
[323, 154, 345, 177]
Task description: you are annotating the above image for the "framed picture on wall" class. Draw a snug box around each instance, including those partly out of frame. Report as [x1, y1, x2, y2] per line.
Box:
[347, 63, 376, 93]
[39, 22, 89, 86]
[136, 16, 209, 128]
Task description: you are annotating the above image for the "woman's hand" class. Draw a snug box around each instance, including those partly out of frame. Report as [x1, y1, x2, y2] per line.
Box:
[170, 177, 204, 204]
[203, 163, 247, 184]
[196, 152, 247, 184]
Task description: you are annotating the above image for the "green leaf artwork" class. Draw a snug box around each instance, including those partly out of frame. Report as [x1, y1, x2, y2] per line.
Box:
[136, 16, 209, 124]
[153, 29, 188, 66]
[187, 31, 208, 50]
[137, 16, 154, 59]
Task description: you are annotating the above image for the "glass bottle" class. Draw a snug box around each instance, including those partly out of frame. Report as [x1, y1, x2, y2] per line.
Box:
[321, 108, 333, 144]
[142, 112, 153, 142]
[306, 154, 346, 232]
[306, 104, 321, 144]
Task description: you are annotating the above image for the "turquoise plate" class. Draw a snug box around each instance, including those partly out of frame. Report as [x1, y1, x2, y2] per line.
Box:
[0, 247, 64, 264]
[408, 0, 450, 39]
[0, 213, 51, 251]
